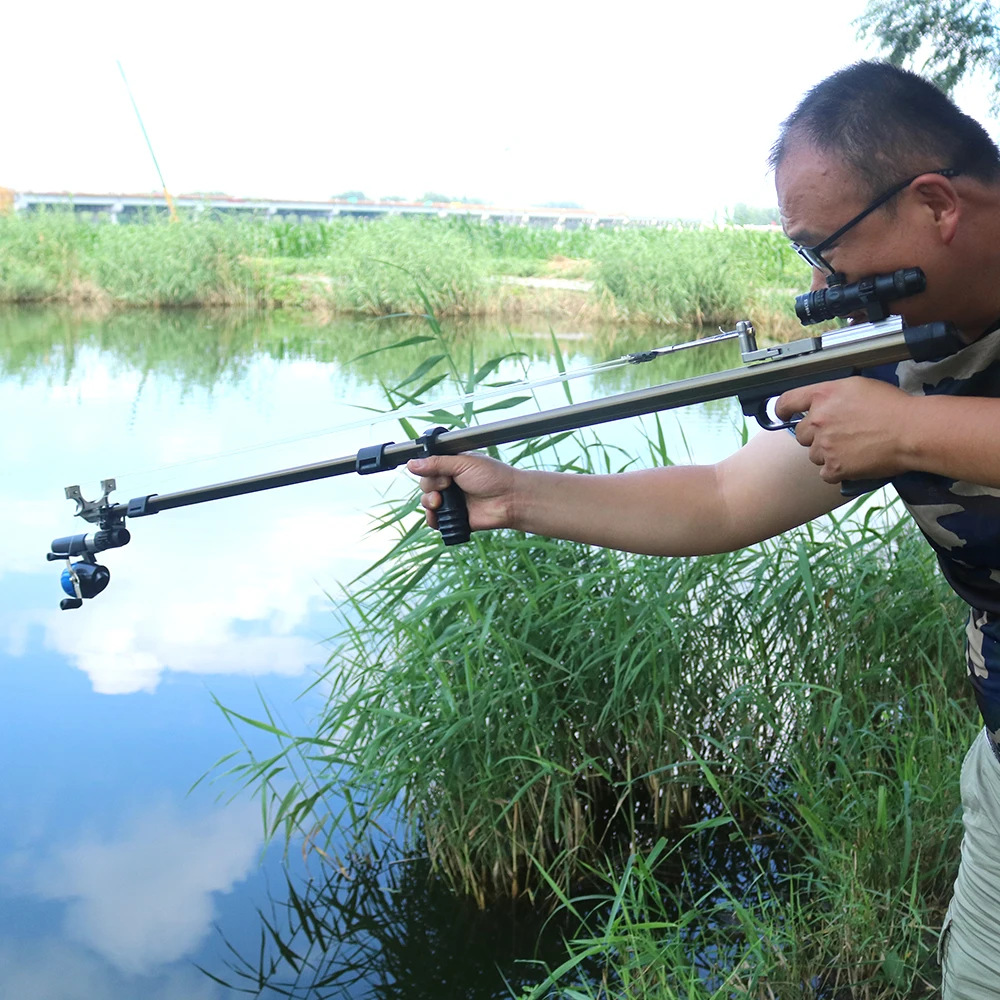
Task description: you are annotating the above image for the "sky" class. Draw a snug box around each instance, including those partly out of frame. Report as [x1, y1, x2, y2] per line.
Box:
[4, 0, 1000, 220]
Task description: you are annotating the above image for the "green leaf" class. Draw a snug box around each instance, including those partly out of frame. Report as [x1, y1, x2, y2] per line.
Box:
[348, 335, 435, 363]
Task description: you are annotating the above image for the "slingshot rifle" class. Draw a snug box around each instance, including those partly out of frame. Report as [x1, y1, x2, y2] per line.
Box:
[47, 267, 963, 609]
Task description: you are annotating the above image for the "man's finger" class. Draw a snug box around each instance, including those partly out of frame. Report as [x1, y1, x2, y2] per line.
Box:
[408, 455, 471, 477]
[774, 385, 814, 421]
[418, 475, 453, 493]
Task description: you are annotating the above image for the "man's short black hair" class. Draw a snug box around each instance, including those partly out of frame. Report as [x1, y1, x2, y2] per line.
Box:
[770, 61, 1000, 198]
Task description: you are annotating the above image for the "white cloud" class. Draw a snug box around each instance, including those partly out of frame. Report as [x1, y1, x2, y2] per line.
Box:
[28, 800, 261, 975]
[0, 939, 221, 1000]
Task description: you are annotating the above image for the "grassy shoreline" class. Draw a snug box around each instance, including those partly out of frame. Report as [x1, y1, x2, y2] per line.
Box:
[0, 213, 811, 338]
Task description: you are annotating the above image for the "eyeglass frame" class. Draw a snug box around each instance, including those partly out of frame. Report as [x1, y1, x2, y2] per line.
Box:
[790, 168, 962, 274]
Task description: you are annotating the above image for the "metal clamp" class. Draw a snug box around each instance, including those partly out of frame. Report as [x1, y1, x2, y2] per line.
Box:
[416, 426, 450, 457]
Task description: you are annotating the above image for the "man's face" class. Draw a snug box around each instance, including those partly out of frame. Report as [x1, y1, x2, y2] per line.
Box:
[776, 141, 936, 319]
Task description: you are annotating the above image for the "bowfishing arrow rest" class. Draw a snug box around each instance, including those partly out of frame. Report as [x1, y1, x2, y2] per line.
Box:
[47, 267, 963, 611]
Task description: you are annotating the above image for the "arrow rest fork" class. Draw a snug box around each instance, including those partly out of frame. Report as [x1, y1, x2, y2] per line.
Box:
[66, 479, 121, 527]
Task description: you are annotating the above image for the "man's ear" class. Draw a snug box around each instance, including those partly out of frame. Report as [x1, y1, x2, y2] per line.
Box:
[913, 173, 960, 244]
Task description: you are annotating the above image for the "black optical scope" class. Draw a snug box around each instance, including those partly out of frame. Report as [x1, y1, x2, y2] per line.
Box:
[795, 267, 926, 326]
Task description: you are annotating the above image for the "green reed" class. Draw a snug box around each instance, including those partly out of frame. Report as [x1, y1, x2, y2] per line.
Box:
[0, 210, 273, 306]
[588, 225, 803, 328]
[0, 212, 809, 332]
[520, 571, 971, 998]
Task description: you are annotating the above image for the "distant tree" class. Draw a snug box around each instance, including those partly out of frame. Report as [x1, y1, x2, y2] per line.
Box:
[421, 191, 452, 204]
[857, 1, 1000, 106]
[540, 200, 583, 210]
[332, 190, 367, 201]
[730, 203, 780, 225]
[380, 195, 408, 203]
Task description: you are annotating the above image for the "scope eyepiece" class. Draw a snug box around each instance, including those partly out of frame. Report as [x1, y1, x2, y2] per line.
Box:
[795, 267, 926, 326]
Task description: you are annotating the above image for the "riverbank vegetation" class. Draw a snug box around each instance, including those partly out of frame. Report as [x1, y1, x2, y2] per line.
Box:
[214, 321, 972, 998]
[0, 212, 809, 336]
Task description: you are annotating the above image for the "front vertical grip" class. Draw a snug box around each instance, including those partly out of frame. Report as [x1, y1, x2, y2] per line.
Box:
[437, 482, 471, 545]
[418, 426, 471, 546]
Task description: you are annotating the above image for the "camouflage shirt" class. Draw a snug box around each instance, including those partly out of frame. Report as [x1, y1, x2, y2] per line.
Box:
[866, 324, 1000, 746]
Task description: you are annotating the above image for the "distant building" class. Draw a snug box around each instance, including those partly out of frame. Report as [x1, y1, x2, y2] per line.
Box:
[7, 190, 676, 230]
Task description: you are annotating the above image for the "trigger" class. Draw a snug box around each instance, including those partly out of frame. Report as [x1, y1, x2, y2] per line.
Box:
[758, 396, 802, 431]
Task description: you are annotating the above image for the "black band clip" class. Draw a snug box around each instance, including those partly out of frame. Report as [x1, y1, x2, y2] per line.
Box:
[356, 442, 395, 475]
[127, 495, 158, 518]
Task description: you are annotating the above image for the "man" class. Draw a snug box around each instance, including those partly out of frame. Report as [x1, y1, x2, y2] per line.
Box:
[409, 62, 1000, 996]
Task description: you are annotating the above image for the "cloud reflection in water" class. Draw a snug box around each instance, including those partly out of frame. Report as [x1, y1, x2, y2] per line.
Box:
[28, 800, 261, 974]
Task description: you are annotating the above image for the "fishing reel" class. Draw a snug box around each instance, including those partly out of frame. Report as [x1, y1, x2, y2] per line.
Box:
[46, 480, 131, 610]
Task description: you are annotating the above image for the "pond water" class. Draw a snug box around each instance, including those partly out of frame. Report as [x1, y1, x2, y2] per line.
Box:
[0, 306, 749, 998]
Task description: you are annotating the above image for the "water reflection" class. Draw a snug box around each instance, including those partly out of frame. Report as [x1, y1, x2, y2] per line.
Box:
[207, 848, 588, 999]
[25, 800, 261, 973]
[205, 811, 800, 1000]
[0, 941, 220, 1000]
[0, 638, 315, 999]
[0, 306, 749, 997]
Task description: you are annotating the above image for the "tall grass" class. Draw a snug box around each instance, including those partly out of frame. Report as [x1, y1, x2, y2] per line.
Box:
[589, 226, 802, 328]
[0, 212, 809, 333]
[0, 210, 271, 306]
[209, 309, 971, 996]
[523, 609, 970, 997]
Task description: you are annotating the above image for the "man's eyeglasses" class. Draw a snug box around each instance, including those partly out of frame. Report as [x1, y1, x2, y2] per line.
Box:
[790, 168, 962, 275]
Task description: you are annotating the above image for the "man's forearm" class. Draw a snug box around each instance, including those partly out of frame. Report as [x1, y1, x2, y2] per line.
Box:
[901, 395, 1000, 486]
[506, 428, 846, 557]
[511, 465, 745, 557]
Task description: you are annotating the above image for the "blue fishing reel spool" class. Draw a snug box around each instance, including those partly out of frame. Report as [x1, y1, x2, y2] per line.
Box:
[60, 562, 111, 600]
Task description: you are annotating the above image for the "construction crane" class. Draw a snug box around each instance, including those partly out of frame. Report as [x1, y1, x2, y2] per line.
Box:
[117, 61, 179, 223]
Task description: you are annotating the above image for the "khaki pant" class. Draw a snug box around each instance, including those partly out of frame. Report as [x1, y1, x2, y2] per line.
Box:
[940, 728, 1000, 998]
